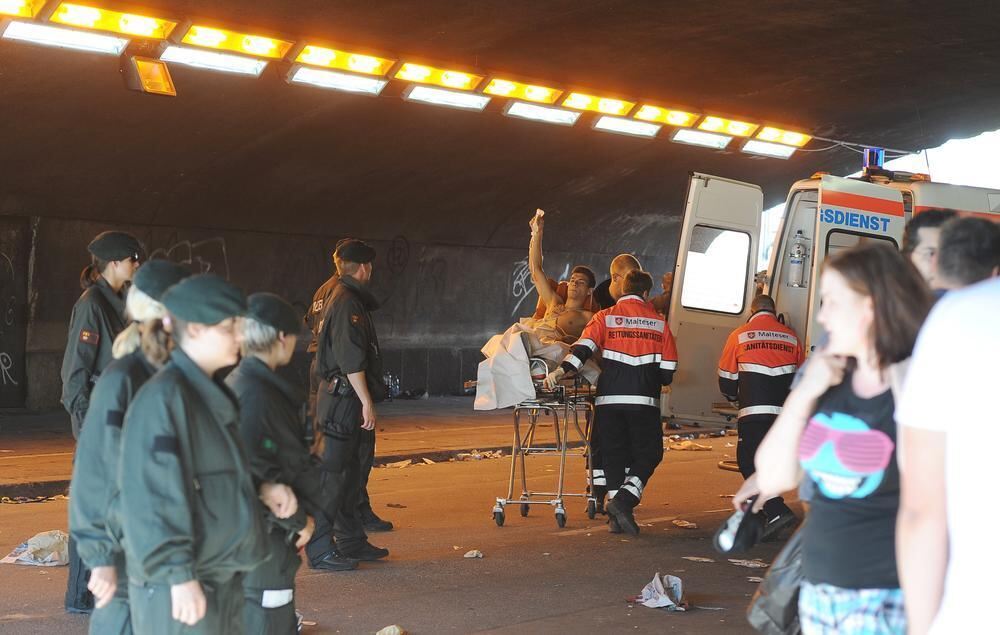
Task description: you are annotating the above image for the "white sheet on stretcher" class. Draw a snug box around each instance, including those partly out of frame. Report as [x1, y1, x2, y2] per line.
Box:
[474, 321, 600, 411]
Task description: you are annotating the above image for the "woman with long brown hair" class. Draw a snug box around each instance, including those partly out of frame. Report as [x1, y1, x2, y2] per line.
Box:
[735, 241, 933, 634]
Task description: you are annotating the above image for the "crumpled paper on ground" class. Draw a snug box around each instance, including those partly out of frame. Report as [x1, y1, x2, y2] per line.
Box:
[634, 573, 686, 611]
[376, 626, 407, 635]
[1, 530, 69, 566]
[728, 558, 769, 569]
[464, 550, 483, 559]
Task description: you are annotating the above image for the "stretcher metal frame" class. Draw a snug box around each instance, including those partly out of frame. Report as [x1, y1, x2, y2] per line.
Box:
[492, 380, 595, 528]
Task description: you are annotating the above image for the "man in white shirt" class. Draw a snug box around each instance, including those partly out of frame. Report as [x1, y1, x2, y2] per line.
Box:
[896, 277, 1000, 635]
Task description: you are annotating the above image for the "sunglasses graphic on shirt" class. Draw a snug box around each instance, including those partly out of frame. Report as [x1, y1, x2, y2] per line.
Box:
[799, 419, 894, 474]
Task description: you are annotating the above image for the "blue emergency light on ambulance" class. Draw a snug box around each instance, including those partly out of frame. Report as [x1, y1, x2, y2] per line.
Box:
[819, 208, 891, 233]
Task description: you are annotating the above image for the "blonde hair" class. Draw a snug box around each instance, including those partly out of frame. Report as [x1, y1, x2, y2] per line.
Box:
[112, 286, 172, 366]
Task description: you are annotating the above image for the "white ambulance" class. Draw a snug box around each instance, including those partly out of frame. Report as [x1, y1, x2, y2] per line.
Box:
[667, 168, 1000, 426]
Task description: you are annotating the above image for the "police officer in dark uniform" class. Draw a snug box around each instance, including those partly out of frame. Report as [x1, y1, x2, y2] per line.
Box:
[119, 274, 298, 634]
[306, 239, 391, 566]
[228, 292, 350, 632]
[61, 230, 142, 614]
[305, 242, 393, 534]
[70, 260, 189, 634]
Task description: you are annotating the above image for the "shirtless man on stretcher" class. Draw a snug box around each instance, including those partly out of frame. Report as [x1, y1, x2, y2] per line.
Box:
[529, 209, 597, 344]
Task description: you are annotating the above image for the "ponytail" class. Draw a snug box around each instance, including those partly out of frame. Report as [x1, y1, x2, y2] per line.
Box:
[112, 323, 142, 359]
[79, 258, 111, 290]
[140, 319, 172, 367]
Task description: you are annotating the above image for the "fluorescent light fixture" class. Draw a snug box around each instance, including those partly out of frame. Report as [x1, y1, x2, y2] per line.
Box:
[698, 115, 758, 137]
[503, 100, 581, 126]
[1, 19, 127, 54]
[671, 128, 733, 150]
[755, 126, 812, 147]
[594, 116, 661, 138]
[395, 63, 483, 91]
[0, 0, 45, 18]
[295, 45, 394, 76]
[180, 24, 292, 60]
[742, 139, 797, 159]
[634, 105, 699, 127]
[483, 78, 561, 104]
[49, 3, 177, 39]
[402, 85, 491, 111]
[160, 44, 267, 76]
[289, 65, 387, 95]
[561, 92, 635, 116]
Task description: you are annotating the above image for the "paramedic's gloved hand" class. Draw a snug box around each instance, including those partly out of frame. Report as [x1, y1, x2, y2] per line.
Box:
[543, 367, 565, 389]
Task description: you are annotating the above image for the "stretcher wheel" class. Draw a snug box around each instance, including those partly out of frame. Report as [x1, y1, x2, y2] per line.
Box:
[494, 510, 505, 527]
[586, 499, 597, 519]
[520, 503, 530, 517]
[555, 511, 567, 528]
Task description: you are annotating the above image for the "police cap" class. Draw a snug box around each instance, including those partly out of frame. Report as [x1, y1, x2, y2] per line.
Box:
[132, 260, 191, 301]
[247, 292, 300, 335]
[88, 231, 143, 262]
[161, 274, 246, 325]
[334, 238, 376, 264]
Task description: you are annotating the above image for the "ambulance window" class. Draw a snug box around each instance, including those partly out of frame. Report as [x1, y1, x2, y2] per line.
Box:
[680, 225, 751, 314]
[825, 230, 898, 258]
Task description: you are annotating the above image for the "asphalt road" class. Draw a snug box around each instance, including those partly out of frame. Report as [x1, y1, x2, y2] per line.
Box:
[0, 435, 795, 634]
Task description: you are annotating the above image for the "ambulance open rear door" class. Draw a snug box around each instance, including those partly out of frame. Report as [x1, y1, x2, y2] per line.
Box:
[667, 173, 762, 425]
[805, 175, 906, 349]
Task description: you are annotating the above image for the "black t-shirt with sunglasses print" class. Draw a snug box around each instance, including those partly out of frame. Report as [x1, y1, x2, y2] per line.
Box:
[798, 374, 899, 589]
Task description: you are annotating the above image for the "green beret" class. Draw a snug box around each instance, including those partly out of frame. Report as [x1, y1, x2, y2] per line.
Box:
[88, 231, 143, 262]
[161, 274, 246, 325]
[133, 260, 191, 301]
[247, 292, 301, 335]
[334, 238, 376, 264]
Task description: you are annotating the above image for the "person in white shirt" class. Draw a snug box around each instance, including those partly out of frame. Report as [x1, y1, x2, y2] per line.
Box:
[896, 277, 1000, 635]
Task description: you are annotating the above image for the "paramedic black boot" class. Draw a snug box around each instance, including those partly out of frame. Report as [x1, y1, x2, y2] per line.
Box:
[608, 515, 622, 534]
[606, 496, 640, 536]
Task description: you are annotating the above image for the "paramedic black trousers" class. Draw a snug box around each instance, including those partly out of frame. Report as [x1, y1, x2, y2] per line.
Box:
[597, 406, 663, 510]
[737, 416, 790, 519]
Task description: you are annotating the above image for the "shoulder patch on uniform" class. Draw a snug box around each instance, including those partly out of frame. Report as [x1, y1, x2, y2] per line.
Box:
[106, 409, 124, 429]
[79, 329, 99, 345]
[152, 435, 180, 456]
[261, 437, 278, 454]
[350, 314, 361, 325]
[312, 299, 324, 313]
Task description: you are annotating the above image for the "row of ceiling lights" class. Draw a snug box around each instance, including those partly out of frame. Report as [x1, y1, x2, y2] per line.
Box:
[1, 0, 813, 159]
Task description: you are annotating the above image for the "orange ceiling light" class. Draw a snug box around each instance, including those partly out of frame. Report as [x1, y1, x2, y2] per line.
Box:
[697, 115, 758, 137]
[295, 45, 395, 76]
[394, 63, 483, 91]
[181, 24, 293, 59]
[48, 2, 177, 39]
[483, 78, 562, 104]
[0, 0, 43, 17]
[561, 92, 635, 116]
[634, 105, 699, 127]
[755, 126, 812, 147]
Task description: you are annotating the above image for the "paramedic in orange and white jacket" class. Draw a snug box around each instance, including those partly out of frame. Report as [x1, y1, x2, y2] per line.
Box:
[546, 270, 677, 535]
[718, 293, 803, 535]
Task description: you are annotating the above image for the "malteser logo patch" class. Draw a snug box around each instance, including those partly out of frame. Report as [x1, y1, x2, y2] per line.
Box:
[747, 332, 756, 340]
[79, 329, 99, 345]
[605, 315, 665, 332]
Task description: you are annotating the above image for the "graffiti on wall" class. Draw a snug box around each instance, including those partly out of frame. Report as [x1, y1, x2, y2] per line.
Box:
[147, 236, 231, 279]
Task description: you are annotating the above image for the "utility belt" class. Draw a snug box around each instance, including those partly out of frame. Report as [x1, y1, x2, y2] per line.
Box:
[319, 374, 360, 441]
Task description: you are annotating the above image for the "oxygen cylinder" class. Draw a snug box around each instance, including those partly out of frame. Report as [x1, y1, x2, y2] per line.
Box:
[788, 230, 807, 287]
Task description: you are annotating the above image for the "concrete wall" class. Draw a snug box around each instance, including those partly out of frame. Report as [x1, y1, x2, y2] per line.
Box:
[11, 215, 677, 411]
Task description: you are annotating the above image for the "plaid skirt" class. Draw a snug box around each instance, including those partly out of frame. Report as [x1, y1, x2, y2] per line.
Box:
[799, 582, 906, 635]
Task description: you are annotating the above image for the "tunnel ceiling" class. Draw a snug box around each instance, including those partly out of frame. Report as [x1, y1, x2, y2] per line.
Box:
[1, 0, 999, 254]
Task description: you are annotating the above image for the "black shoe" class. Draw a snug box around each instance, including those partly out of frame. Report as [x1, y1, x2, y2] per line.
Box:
[309, 551, 360, 571]
[340, 542, 389, 561]
[608, 515, 622, 534]
[761, 511, 797, 542]
[606, 499, 640, 536]
[362, 510, 394, 532]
